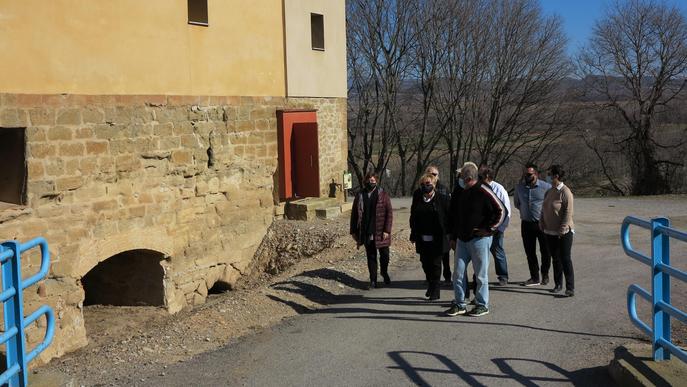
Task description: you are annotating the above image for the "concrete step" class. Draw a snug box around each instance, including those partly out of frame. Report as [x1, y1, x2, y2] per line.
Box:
[340, 202, 353, 213]
[285, 197, 340, 220]
[316, 206, 341, 220]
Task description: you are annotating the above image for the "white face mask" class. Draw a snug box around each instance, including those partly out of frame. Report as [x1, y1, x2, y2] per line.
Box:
[458, 178, 466, 189]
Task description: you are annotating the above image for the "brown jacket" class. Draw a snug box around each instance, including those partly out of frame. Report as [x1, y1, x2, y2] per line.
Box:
[540, 183, 574, 235]
[350, 188, 393, 248]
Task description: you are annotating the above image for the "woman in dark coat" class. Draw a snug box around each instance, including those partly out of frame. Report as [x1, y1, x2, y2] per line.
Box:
[410, 173, 451, 300]
[350, 171, 394, 289]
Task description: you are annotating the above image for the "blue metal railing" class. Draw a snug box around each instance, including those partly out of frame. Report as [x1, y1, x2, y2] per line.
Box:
[621, 216, 687, 362]
[0, 238, 55, 387]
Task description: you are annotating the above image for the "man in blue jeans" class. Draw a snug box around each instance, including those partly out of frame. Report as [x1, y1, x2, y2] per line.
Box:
[446, 162, 505, 317]
[479, 164, 511, 286]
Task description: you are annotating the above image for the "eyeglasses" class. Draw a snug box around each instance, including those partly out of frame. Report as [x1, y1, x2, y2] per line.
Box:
[431, 173, 438, 177]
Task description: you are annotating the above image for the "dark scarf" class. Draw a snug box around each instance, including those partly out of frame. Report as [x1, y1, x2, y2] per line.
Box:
[361, 187, 378, 238]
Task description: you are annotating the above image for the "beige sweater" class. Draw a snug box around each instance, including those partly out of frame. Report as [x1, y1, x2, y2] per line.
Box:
[540, 183, 574, 235]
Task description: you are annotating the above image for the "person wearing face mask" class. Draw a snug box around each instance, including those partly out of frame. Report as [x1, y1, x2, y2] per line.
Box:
[350, 171, 394, 289]
[446, 162, 505, 317]
[514, 163, 552, 287]
[478, 164, 511, 286]
[539, 165, 575, 297]
[409, 173, 451, 300]
[411, 165, 452, 285]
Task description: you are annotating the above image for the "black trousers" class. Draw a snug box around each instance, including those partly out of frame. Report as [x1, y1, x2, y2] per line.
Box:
[521, 220, 551, 281]
[442, 252, 452, 281]
[546, 232, 574, 291]
[420, 253, 442, 297]
[364, 241, 389, 282]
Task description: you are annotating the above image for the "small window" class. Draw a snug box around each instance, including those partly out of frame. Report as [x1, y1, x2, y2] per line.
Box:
[0, 128, 26, 206]
[311, 13, 324, 51]
[188, 0, 208, 26]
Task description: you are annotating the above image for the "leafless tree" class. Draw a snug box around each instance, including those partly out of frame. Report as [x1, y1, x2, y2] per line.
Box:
[394, 1, 450, 195]
[433, 0, 571, 185]
[346, 0, 418, 188]
[578, 0, 687, 195]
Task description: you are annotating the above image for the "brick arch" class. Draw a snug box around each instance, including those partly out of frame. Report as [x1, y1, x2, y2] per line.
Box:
[74, 227, 174, 279]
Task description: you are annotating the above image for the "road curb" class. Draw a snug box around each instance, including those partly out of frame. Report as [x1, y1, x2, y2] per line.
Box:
[608, 343, 686, 386]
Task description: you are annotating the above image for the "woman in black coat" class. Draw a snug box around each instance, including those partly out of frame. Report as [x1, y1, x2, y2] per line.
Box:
[409, 173, 451, 300]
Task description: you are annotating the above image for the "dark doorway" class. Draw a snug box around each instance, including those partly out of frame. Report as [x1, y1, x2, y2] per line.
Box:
[82, 250, 165, 306]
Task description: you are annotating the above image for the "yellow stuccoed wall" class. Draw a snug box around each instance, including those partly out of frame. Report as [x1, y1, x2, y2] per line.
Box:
[284, 0, 347, 98]
[0, 0, 286, 96]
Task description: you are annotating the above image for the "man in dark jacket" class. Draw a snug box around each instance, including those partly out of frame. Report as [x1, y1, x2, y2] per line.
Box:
[446, 162, 505, 317]
[411, 165, 452, 284]
[350, 171, 393, 289]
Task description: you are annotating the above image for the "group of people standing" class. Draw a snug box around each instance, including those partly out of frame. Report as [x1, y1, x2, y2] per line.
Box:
[350, 162, 576, 318]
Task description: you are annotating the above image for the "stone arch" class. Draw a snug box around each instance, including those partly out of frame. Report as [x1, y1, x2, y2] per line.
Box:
[81, 249, 166, 306]
[75, 227, 173, 279]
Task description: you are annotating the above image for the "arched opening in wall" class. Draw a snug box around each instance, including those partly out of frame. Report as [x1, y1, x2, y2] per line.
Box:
[81, 249, 170, 346]
[82, 250, 166, 306]
[207, 280, 232, 296]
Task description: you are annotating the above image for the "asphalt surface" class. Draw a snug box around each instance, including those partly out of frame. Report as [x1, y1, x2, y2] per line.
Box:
[133, 196, 687, 386]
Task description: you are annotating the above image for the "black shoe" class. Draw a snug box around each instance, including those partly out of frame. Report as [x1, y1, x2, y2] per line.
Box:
[565, 289, 575, 297]
[444, 279, 453, 287]
[368, 281, 378, 290]
[382, 273, 391, 285]
[445, 304, 466, 316]
[549, 285, 562, 293]
[425, 289, 430, 298]
[541, 276, 549, 286]
[468, 305, 489, 317]
[498, 278, 508, 286]
[521, 278, 540, 287]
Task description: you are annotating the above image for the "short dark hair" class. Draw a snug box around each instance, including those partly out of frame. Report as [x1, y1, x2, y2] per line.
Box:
[525, 163, 538, 172]
[364, 171, 378, 181]
[478, 164, 494, 180]
[549, 164, 565, 180]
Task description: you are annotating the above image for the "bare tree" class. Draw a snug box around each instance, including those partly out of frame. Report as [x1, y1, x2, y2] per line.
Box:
[578, 0, 687, 195]
[346, 0, 417, 189]
[472, 0, 571, 178]
[395, 1, 450, 195]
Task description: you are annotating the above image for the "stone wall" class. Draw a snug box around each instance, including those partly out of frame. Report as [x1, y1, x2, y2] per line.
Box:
[0, 93, 347, 363]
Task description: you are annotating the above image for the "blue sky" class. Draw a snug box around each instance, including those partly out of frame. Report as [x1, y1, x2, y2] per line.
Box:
[540, 0, 687, 55]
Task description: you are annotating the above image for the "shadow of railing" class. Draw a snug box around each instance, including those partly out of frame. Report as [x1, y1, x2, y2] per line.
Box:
[388, 351, 611, 386]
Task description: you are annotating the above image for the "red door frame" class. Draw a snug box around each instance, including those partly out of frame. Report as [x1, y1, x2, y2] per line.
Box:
[276, 110, 319, 201]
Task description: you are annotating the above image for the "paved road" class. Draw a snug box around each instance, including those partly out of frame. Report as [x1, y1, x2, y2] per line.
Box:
[136, 196, 687, 386]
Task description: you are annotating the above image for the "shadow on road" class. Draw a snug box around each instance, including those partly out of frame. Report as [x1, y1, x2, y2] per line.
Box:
[387, 351, 612, 386]
[267, 268, 638, 341]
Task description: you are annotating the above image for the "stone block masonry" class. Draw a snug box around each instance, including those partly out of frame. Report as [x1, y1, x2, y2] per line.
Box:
[0, 93, 347, 363]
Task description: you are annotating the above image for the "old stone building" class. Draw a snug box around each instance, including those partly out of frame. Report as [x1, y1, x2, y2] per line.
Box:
[0, 0, 347, 362]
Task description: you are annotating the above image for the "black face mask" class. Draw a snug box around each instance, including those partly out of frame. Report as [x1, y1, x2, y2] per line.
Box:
[421, 184, 434, 194]
[366, 182, 377, 191]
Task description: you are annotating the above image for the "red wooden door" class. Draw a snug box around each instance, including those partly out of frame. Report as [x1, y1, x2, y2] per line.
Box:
[291, 122, 320, 198]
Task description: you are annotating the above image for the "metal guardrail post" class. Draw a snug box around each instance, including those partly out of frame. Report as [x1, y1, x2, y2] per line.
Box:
[1, 241, 29, 387]
[0, 238, 55, 387]
[622, 216, 687, 363]
[651, 218, 671, 361]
